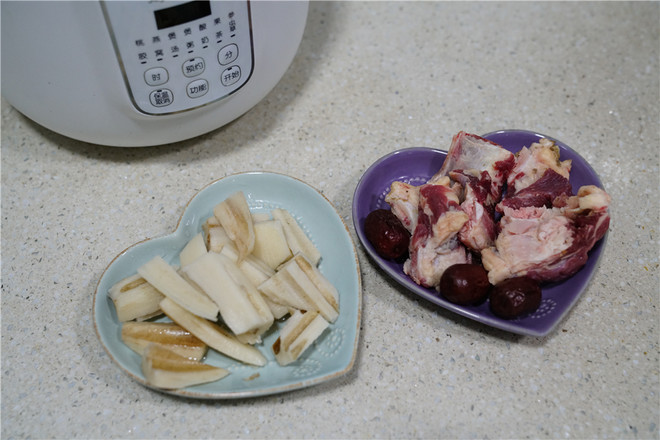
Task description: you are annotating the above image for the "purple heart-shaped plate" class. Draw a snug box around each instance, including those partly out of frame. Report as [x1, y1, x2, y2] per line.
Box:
[352, 129, 608, 336]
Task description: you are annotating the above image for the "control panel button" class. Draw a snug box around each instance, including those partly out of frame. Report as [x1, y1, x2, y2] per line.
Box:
[149, 89, 174, 107]
[217, 44, 239, 66]
[187, 79, 209, 98]
[221, 66, 241, 86]
[144, 67, 169, 86]
[103, 1, 254, 114]
[182, 57, 205, 77]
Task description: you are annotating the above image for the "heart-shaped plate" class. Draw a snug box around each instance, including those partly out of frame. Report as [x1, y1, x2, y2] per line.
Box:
[94, 172, 362, 398]
[352, 129, 608, 337]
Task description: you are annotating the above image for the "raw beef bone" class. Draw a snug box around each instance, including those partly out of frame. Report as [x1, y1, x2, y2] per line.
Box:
[402, 177, 471, 288]
[498, 138, 572, 212]
[385, 131, 611, 291]
[386, 178, 469, 288]
[429, 131, 515, 203]
[447, 169, 499, 251]
[481, 185, 611, 285]
[429, 131, 515, 251]
[386, 131, 515, 288]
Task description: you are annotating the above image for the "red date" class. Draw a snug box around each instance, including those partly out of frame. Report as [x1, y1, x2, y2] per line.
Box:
[490, 277, 542, 319]
[364, 209, 410, 260]
[439, 264, 491, 305]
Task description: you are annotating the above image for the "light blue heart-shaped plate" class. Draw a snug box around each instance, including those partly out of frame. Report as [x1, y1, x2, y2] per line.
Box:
[93, 172, 362, 399]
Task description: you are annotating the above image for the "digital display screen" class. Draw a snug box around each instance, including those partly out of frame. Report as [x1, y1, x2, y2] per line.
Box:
[154, 1, 212, 30]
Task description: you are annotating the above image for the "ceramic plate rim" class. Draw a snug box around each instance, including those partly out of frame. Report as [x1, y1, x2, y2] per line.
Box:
[94, 171, 362, 399]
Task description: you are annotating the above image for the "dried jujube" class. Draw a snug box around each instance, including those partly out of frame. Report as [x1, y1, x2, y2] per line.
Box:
[439, 264, 491, 305]
[489, 277, 542, 319]
[364, 209, 410, 260]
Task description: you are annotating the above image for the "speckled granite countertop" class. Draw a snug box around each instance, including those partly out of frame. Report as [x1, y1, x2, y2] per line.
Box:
[2, 2, 658, 438]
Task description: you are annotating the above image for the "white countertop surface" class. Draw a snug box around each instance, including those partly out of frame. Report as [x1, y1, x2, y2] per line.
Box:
[2, 2, 658, 438]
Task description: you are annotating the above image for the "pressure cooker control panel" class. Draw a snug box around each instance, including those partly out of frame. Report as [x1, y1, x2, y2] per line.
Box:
[102, 1, 254, 115]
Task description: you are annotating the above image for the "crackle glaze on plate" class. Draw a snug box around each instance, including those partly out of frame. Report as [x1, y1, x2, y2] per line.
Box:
[352, 130, 608, 337]
[94, 172, 361, 399]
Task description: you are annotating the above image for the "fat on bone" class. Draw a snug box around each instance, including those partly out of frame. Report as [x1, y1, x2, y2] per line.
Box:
[385, 181, 420, 234]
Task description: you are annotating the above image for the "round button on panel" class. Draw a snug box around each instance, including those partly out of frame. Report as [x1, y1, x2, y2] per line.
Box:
[149, 89, 173, 107]
[186, 79, 209, 99]
[218, 44, 239, 66]
[182, 57, 205, 77]
[144, 67, 168, 86]
[221, 66, 241, 86]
